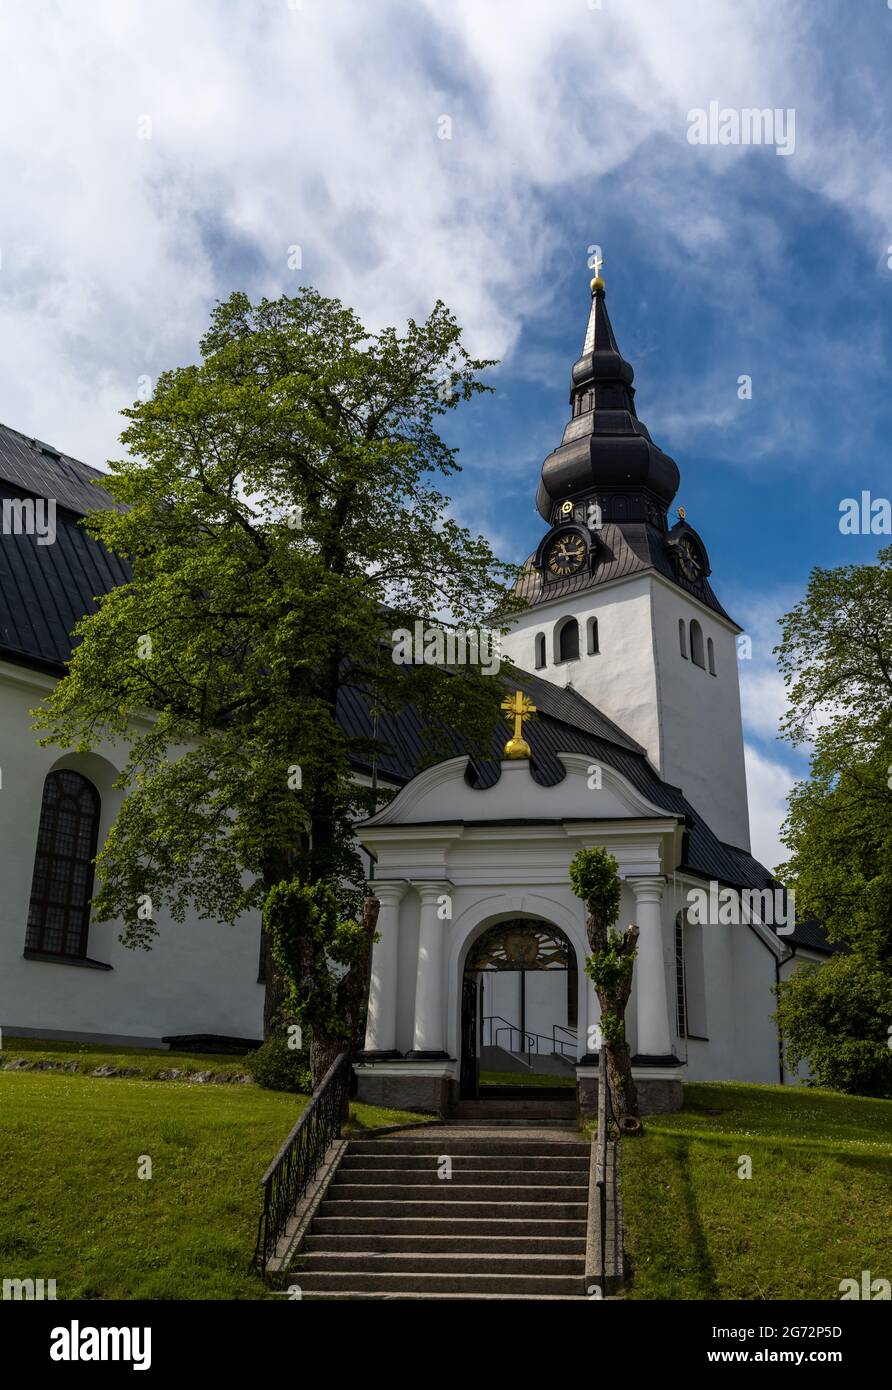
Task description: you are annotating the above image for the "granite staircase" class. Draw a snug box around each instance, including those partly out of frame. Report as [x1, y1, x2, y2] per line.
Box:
[293, 1131, 591, 1300]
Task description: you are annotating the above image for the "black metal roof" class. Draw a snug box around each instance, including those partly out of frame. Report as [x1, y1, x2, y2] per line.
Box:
[0, 481, 130, 675]
[0, 421, 118, 517]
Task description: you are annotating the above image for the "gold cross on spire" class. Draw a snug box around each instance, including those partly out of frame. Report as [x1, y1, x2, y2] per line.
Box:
[501, 690, 537, 760]
[590, 252, 605, 292]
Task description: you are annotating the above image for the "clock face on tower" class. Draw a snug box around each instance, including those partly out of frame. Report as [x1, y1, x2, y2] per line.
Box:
[546, 533, 586, 577]
[676, 535, 704, 581]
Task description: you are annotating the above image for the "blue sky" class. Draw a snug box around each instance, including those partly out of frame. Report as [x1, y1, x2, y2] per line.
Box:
[1, 0, 891, 867]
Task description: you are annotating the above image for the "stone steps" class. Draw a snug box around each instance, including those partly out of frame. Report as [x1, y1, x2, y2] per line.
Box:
[301, 1290, 585, 1301]
[305, 1234, 585, 1254]
[319, 1199, 588, 1219]
[327, 1182, 586, 1202]
[332, 1167, 586, 1187]
[340, 1152, 589, 1171]
[313, 1216, 587, 1237]
[347, 1137, 586, 1155]
[452, 1099, 576, 1119]
[300, 1252, 583, 1274]
[295, 1270, 584, 1295]
[290, 1130, 592, 1300]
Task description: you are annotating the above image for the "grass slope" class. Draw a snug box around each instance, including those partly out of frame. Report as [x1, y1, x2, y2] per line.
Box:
[620, 1082, 892, 1301]
[0, 1035, 252, 1079]
[0, 1068, 430, 1300]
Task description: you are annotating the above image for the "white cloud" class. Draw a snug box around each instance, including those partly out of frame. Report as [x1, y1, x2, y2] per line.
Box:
[744, 742, 797, 874]
[0, 0, 887, 494]
[0, 0, 835, 472]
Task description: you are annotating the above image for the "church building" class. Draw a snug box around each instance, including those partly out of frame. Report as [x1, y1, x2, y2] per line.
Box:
[0, 275, 830, 1112]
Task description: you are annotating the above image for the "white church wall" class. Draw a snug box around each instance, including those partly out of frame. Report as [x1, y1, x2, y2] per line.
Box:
[522, 970, 570, 1050]
[730, 925, 784, 1083]
[678, 915, 780, 1083]
[681, 917, 736, 1081]
[0, 665, 264, 1047]
[500, 575, 661, 760]
[501, 571, 752, 852]
[650, 579, 751, 849]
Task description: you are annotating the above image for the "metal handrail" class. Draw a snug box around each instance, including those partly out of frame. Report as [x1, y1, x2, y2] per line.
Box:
[552, 1023, 578, 1056]
[494, 1023, 538, 1054]
[483, 1014, 578, 1058]
[483, 1014, 532, 1050]
[253, 1051, 350, 1276]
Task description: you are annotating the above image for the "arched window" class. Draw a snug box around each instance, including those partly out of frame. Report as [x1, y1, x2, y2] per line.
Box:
[678, 618, 688, 659]
[534, 632, 546, 669]
[689, 619, 705, 669]
[707, 637, 716, 676]
[25, 771, 100, 959]
[587, 617, 600, 655]
[556, 617, 580, 663]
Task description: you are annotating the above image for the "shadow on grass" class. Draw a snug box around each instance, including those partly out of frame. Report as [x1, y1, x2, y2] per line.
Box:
[626, 1134, 720, 1299]
[672, 1136, 720, 1297]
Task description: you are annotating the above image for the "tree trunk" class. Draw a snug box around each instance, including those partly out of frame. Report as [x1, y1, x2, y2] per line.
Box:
[261, 847, 296, 1040]
[260, 929, 289, 1040]
[605, 1038, 638, 1121]
[585, 911, 641, 1122]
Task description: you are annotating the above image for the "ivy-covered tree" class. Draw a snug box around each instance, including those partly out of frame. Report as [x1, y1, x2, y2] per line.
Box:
[773, 547, 892, 1094]
[569, 846, 639, 1122]
[34, 288, 519, 1085]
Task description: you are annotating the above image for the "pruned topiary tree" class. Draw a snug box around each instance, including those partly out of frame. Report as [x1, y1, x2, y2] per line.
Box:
[569, 846, 639, 1122]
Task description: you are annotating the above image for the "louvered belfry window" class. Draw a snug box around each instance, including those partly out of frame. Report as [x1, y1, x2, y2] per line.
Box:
[26, 771, 100, 958]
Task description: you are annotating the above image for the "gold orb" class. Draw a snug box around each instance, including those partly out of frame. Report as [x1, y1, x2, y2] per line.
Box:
[590, 276, 605, 292]
[504, 735, 532, 760]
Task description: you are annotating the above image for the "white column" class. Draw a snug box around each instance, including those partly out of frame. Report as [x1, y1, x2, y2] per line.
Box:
[631, 877, 673, 1057]
[411, 881, 452, 1056]
[363, 881, 406, 1055]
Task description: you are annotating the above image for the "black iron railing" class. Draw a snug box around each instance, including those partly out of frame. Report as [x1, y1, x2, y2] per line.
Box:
[253, 1051, 350, 1276]
[483, 1014, 578, 1058]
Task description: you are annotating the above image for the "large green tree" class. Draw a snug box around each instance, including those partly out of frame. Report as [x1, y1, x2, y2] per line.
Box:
[35, 288, 519, 1083]
[773, 547, 892, 1095]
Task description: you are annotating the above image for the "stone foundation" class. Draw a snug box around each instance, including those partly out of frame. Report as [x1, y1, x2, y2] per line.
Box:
[576, 1072, 684, 1117]
[354, 1062, 457, 1117]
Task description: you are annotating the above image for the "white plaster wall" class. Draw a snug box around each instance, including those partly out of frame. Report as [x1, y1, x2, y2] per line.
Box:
[501, 572, 751, 850]
[677, 915, 780, 1084]
[481, 969, 571, 1053]
[730, 924, 782, 1083]
[0, 666, 264, 1046]
[650, 580, 750, 849]
[500, 576, 661, 762]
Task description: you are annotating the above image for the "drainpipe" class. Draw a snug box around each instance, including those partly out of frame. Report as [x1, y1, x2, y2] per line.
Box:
[775, 944, 796, 1085]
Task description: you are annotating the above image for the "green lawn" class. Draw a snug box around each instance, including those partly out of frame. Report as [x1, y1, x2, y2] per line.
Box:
[480, 1069, 576, 1088]
[0, 1034, 253, 1079]
[0, 1065, 431, 1300]
[620, 1082, 892, 1300]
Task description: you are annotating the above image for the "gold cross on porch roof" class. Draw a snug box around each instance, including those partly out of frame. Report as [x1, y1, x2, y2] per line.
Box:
[501, 690, 537, 761]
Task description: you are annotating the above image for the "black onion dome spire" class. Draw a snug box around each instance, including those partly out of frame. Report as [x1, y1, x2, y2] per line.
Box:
[535, 276, 680, 523]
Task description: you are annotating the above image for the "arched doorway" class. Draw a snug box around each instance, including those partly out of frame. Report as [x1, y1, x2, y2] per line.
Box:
[460, 918, 578, 1099]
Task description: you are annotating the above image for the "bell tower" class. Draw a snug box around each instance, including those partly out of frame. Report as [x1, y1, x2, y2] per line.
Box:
[500, 269, 751, 851]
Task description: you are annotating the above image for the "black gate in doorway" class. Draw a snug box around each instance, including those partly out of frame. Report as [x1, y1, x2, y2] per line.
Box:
[461, 918, 578, 1095]
[459, 973, 479, 1099]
